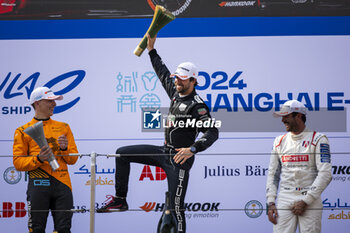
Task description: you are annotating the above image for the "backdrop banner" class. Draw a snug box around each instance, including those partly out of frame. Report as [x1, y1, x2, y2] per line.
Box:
[0, 35, 349, 233]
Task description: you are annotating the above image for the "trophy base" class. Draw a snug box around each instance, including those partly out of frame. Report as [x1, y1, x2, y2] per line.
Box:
[49, 159, 60, 171]
[133, 46, 144, 57]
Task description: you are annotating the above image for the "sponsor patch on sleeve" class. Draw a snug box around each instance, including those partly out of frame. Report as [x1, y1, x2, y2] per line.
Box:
[320, 143, 331, 163]
[197, 108, 207, 115]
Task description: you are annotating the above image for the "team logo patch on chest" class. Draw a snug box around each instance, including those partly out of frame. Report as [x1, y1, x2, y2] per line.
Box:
[178, 103, 187, 111]
[320, 143, 331, 163]
[302, 141, 310, 147]
[198, 108, 207, 115]
[282, 154, 309, 163]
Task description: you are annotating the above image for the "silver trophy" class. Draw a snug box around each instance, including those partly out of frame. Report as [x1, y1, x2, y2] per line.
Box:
[24, 121, 60, 171]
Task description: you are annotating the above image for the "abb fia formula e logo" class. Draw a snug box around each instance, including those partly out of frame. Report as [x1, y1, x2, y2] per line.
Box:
[0, 202, 26, 218]
[139, 165, 166, 181]
[1, 70, 85, 115]
[147, 0, 192, 16]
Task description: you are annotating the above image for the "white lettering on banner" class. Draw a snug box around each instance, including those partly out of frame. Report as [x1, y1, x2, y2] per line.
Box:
[219, 1, 256, 7]
[172, 0, 192, 16]
[282, 155, 309, 163]
[1, 3, 16, 6]
[165, 118, 222, 128]
[175, 169, 185, 232]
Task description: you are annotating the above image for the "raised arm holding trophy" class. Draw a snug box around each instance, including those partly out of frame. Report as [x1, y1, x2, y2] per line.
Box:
[97, 6, 219, 233]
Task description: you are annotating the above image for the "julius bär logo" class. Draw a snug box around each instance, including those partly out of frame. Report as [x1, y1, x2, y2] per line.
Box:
[143, 109, 161, 129]
[3, 166, 21, 184]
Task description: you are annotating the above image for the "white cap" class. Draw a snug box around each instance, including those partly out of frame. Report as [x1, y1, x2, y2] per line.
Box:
[273, 100, 307, 117]
[171, 62, 198, 80]
[29, 87, 63, 104]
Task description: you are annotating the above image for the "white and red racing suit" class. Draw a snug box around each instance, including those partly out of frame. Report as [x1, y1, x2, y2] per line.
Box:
[266, 128, 332, 233]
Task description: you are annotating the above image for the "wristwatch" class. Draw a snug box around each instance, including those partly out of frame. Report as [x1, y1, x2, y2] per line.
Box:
[190, 146, 197, 154]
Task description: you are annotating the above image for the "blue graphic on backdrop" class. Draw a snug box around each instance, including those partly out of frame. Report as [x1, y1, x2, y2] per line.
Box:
[116, 72, 138, 92]
[139, 94, 161, 111]
[141, 71, 158, 91]
[117, 95, 137, 112]
[0, 70, 85, 114]
[116, 71, 160, 113]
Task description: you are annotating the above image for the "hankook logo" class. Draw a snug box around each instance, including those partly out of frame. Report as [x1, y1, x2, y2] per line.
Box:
[139, 201, 220, 212]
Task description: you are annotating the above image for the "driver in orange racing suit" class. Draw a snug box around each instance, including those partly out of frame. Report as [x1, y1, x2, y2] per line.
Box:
[13, 86, 78, 233]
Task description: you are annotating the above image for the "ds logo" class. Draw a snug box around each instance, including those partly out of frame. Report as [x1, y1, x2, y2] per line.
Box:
[33, 179, 50, 186]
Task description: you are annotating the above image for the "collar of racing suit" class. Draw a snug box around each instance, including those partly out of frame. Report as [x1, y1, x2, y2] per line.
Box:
[290, 127, 311, 141]
[34, 117, 50, 121]
[174, 90, 197, 102]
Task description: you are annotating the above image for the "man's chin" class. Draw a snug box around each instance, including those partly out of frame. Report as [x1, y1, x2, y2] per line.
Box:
[176, 87, 184, 93]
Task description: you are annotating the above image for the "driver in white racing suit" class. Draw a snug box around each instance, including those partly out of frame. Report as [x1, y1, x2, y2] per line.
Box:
[266, 100, 332, 233]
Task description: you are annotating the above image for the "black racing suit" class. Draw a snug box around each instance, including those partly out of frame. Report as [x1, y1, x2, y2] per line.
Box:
[115, 49, 219, 233]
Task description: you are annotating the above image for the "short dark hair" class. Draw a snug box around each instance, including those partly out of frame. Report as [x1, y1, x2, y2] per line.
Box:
[292, 112, 306, 123]
[190, 77, 198, 87]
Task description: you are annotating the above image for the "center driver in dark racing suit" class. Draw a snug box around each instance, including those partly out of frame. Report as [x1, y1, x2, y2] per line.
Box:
[97, 34, 219, 233]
